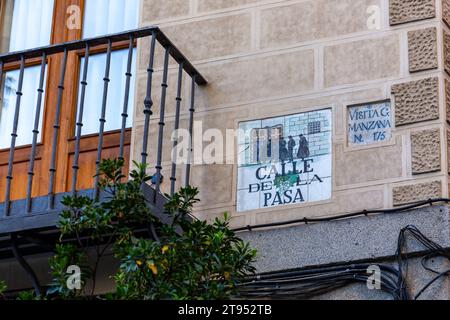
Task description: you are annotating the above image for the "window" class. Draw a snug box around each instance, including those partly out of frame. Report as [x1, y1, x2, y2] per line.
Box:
[76, 0, 139, 136]
[0, 0, 53, 149]
[8, 0, 54, 52]
[250, 126, 283, 164]
[76, 49, 136, 136]
[83, 0, 139, 38]
[0, 0, 138, 199]
[0, 65, 47, 149]
[308, 121, 321, 135]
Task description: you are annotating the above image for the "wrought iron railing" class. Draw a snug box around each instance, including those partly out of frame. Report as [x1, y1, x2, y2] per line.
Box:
[0, 26, 207, 226]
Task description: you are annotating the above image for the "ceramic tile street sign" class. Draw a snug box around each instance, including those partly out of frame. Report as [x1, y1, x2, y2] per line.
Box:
[237, 109, 332, 212]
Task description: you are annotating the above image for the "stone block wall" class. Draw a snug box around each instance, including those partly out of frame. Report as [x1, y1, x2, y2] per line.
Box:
[131, 0, 450, 228]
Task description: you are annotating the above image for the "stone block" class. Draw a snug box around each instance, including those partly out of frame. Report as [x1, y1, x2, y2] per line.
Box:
[197, 0, 261, 12]
[141, 0, 190, 22]
[260, 0, 381, 49]
[324, 35, 400, 87]
[443, 0, 450, 27]
[393, 181, 442, 205]
[392, 77, 439, 126]
[446, 79, 450, 124]
[447, 131, 450, 174]
[195, 50, 315, 108]
[443, 30, 450, 75]
[389, 0, 436, 25]
[408, 27, 438, 72]
[411, 128, 441, 174]
[191, 165, 234, 205]
[139, 13, 252, 67]
[335, 137, 403, 187]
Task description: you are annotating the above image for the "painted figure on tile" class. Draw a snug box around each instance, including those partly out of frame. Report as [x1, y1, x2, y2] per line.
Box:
[297, 134, 310, 159]
[279, 139, 289, 162]
[288, 136, 296, 162]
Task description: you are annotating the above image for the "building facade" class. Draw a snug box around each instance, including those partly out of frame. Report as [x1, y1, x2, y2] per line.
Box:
[1, 0, 450, 299]
[129, 0, 450, 299]
[133, 0, 450, 228]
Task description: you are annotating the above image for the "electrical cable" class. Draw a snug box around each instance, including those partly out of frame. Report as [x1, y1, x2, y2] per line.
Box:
[232, 198, 448, 232]
[414, 269, 450, 300]
[238, 225, 450, 300]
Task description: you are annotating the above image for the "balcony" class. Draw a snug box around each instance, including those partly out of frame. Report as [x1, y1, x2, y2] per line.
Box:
[0, 26, 207, 260]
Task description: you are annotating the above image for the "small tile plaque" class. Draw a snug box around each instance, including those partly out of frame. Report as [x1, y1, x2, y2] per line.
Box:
[348, 101, 392, 147]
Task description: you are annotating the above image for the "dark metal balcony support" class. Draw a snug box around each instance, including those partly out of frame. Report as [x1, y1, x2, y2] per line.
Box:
[4, 55, 25, 217]
[154, 48, 171, 200]
[141, 32, 157, 166]
[170, 63, 184, 196]
[25, 53, 47, 213]
[119, 35, 135, 161]
[94, 40, 113, 199]
[71, 44, 91, 197]
[10, 233, 42, 296]
[185, 76, 196, 187]
[48, 49, 68, 210]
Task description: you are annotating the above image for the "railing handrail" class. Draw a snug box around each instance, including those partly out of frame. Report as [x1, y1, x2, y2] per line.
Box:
[0, 26, 207, 85]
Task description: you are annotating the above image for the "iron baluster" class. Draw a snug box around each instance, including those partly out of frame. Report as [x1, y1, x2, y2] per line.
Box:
[93, 40, 113, 199]
[71, 44, 90, 196]
[119, 35, 135, 161]
[154, 48, 170, 200]
[48, 49, 68, 209]
[141, 32, 157, 166]
[185, 76, 196, 187]
[25, 53, 47, 213]
[4, 55, 25, 216]
[170, 62, 184, 196]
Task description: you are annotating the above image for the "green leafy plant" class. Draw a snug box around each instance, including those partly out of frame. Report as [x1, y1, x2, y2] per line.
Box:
[16, 290, 46, 301]
[113, 208, 256, 300]
[47, 244, 90, 299]
[43, 159, 256, 300]
[0, 280, 6, 299]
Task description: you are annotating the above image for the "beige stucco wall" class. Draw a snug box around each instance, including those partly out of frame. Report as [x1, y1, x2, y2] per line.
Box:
[132, 0, 450, 229]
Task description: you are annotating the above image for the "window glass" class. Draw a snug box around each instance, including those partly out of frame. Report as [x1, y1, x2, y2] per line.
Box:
[83, 0, 139, 38]
[0, 65, 47, 149]
[9, 0, 54, 52]
[76, 49, 136, 136]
